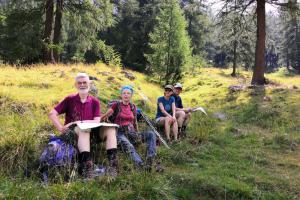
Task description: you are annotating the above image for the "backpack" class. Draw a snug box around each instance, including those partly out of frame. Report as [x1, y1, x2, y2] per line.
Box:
[107, 100, 137, 125]
[39, 134, 77, 183]
[40, 135, 76, 167]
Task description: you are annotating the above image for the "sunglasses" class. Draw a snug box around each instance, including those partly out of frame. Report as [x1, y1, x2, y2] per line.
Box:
[164, 89, 172, 92]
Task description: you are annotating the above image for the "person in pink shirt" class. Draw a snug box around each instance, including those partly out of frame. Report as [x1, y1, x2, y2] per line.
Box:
[48, 73, 118, 179]
[102, 85, 162, 172]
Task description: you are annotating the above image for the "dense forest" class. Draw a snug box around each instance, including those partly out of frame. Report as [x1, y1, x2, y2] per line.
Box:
[0, 0, 299, 84]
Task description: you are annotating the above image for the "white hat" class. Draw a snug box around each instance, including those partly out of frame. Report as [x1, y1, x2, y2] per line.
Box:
[174, 83, 183, 89]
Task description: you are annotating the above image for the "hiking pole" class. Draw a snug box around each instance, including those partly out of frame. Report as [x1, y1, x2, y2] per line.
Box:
[139, 111, 170, 149]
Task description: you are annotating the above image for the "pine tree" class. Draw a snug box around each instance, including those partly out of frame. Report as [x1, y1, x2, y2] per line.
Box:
[146, 0, 191, 84]
[279, 1, 300, 73]
[216, 5, 256, 75]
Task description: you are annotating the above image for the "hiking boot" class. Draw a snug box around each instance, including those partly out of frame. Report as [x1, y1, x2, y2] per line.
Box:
[178, 127, 182, 139]
[166, 138, 171, 144]
[82, 160, 93, 180]
[144, 157, 153, 172]
[107, 158, 118, 177]
[182, 126, 187, 137]
[134, 162, 144, 172]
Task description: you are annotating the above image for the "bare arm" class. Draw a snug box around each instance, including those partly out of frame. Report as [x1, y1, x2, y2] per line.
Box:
[100, 108, 114, 122]
[48, 109, 69, 133]
[172, 102, 176, 118]
[176, 107, 192, 113]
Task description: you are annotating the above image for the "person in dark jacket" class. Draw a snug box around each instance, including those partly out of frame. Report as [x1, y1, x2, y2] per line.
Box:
[173, 83, 192, 137]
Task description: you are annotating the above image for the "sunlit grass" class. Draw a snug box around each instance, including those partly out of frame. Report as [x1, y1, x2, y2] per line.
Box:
[0, 63, 162, 110]
[0, 64, 300, 199]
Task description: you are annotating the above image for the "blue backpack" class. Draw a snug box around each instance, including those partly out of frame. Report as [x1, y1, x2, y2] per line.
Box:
[39, 135, 77, 183]
[40, 135, 76, 167]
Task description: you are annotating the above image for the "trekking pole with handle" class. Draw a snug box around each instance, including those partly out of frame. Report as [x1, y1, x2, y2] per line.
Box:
[139, 111, 170, 149]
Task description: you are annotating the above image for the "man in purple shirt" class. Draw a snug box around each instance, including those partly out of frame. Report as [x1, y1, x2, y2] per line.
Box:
[48, 73, 118, 179]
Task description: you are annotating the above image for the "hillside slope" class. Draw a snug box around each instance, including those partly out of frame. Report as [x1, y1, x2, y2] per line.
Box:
[0, 65, 300, 199]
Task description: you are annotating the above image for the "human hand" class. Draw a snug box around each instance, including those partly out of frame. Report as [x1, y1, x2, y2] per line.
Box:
[58, 125, 69, 134]
[186, 108, 192, 113]
[172, 116, 177, 122]
[101, 116, 108, 122]
[60, 121, 77, 133]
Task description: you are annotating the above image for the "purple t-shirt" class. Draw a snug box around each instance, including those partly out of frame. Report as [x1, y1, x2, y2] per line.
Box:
[54, 93, 101, 125]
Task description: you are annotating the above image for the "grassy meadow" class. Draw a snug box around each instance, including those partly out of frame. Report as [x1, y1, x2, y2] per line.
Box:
[0, 64, 300, 199]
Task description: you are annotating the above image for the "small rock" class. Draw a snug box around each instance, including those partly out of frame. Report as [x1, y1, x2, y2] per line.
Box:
[228, 85, 244, 92]
[124, 72, 136, 80]
[212, 112, 227, 121]
[107, 76, 115, 81]
[89, 82, 98, 96]
[11, 103, 27, 115]
[89, 76, 99, 81]
[293, 85, 298, 89]
[98, 71, 110, 76]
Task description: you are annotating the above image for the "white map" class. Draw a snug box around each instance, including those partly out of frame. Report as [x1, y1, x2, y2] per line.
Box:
[76, 122, 119, 130]
[192, 107, 208, 116]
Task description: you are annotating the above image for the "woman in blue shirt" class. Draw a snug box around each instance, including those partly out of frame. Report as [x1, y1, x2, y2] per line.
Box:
[156, 85, 178, 143]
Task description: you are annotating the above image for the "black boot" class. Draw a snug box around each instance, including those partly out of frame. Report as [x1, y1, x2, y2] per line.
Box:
[78, 152, 93, 179]
[82, 160, 93, 180]
[178, 127, 182, 139]
[181, 126, 187, 138]
[107, 148, 118, 177]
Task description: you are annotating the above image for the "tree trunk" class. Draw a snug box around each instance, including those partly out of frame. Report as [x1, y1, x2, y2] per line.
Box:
[296, 16, 300, 73]
[231, 40, 237, 77]
[286, 50, 290, 71]
[43, 0, 54, 64]
[251, 0, 266, 85]
[53, 0, 63, 62]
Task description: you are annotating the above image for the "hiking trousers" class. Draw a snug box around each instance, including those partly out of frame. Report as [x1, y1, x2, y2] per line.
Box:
[117, 131, 156, 165]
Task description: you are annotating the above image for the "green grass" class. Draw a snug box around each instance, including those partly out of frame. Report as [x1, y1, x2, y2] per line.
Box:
[0, 64, 300, 199]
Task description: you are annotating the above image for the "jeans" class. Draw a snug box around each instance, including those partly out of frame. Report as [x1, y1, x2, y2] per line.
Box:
[117, 131, 156, 165]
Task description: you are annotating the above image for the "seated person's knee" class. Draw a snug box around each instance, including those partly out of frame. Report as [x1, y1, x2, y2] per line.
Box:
[165, 117, 173, 125]
[178, 110, 185, 117]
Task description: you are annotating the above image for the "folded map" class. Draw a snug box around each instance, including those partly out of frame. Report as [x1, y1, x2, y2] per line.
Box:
[76, 122, 119, 130]
[192, 107, 208, 115]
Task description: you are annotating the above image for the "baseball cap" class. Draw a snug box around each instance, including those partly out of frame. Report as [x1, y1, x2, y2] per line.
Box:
[164, 85, 174, 90]
[174, 83, 183, 89]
